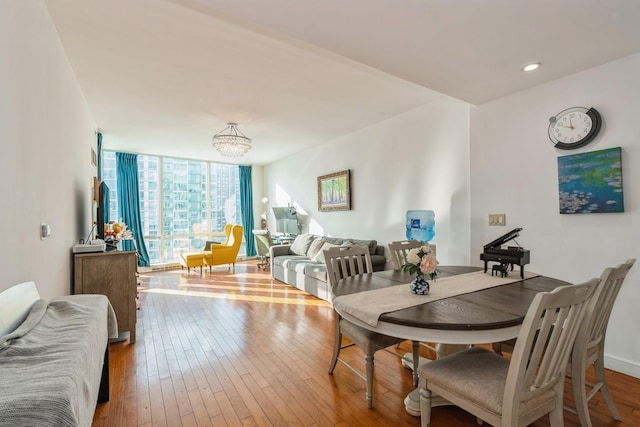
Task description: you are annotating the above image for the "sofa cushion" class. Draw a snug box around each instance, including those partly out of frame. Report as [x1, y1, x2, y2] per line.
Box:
[272, 254, 308, 269]
[321, 236, 345, 246]
[290, 234, 317, 256]
[313, 242, 340, 264]
[343, 238, 378, 255]
[306, 239, 325, 259]
[303, 263, 328, 282]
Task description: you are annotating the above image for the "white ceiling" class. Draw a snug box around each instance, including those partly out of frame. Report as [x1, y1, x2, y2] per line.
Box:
[43, 0, 640, 165]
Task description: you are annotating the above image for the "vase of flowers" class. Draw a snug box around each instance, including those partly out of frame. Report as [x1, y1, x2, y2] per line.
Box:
[401, 245, 438, 295]
[104, 221, 133, 251]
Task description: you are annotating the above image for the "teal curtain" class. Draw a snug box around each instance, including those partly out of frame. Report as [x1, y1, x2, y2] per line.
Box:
[97, 132, 103, 181]
[239, 165, 256, 256]
[116, 152, 150, 267]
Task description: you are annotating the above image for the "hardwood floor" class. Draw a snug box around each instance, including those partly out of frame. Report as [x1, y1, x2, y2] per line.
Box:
[93, 261, 640, 426]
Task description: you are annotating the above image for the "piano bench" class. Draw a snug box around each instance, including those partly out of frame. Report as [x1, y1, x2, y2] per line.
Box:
[491, 263, 509, 278]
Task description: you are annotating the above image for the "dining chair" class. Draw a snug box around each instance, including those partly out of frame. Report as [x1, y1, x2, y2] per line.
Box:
[492, 259, 635, 426]
[418, 277, 599, 427]
[388, 239, 426, 270]
[325, 245, 409, 408]
[570, 258, 635, 427]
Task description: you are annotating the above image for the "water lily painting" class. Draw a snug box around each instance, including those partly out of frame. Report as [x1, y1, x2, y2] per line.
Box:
[557, 147, 624, 214]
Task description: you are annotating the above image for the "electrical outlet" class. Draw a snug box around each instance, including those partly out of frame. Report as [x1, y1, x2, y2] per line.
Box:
[489, 214, 506, 226]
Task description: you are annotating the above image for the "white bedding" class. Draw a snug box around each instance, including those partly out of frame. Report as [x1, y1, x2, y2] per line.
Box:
[0, 294, 118, 427]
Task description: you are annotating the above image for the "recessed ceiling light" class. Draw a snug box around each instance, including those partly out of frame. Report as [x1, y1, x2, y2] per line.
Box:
[522, 63, 541, 72]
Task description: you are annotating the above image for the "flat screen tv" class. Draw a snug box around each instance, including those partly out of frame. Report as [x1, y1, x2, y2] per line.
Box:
[96, 181, 110, 240]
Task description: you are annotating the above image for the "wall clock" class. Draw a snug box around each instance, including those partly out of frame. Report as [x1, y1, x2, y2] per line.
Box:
[548, 107, 601, 150]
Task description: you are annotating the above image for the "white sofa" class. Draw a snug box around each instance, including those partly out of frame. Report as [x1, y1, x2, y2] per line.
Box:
[270, 233, 386, 302]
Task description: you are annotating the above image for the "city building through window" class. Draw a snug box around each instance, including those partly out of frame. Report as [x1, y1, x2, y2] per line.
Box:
[102, 152, 244, 265]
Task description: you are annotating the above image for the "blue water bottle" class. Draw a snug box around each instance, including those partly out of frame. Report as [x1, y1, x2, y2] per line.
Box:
[405, 210, 435, 242]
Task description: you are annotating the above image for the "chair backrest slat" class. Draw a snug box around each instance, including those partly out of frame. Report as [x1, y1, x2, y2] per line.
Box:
[324, 245, 372, 287]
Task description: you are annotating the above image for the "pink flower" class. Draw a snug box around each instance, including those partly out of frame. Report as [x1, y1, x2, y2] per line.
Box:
[420, 253, 438, 275]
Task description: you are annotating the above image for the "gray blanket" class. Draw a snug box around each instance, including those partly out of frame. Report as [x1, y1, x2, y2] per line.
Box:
[0, 295, 118, 427]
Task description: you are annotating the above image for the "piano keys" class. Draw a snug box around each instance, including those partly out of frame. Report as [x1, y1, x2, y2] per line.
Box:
[480, 227, 530, 279]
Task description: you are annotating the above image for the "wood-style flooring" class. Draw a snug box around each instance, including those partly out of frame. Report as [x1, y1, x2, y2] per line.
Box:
[93, 261, 640, 426]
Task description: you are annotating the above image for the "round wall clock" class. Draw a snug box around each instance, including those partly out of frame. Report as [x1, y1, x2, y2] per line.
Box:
[548, 107, 602, 150]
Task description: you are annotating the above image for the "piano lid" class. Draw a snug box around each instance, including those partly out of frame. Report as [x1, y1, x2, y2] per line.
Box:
[483, 227, 522, 249]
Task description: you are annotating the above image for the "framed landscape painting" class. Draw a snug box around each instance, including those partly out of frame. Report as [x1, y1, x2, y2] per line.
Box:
[557, 147, 624, 214]
[318, 169, 351, 211]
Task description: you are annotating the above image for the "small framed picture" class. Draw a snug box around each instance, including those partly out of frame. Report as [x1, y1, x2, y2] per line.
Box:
[317, 169, 351, 211]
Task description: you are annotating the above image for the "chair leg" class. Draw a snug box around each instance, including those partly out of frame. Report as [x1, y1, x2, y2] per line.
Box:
[549, 399, 565, 427]
[595, 355, 622, 420]
[365, 352, 374, 409]
[419, 383, 432, 427]
[328, 314, 342, 374]
[572, 359, 592, 427]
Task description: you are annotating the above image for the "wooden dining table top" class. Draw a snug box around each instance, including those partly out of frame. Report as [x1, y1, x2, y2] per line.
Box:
[331, 266, 572, 333]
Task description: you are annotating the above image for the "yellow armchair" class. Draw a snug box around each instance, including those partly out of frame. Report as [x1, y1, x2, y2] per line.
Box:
[204, 224, 243, 272]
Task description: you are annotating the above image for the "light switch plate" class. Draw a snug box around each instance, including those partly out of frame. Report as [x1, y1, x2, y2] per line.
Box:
[489, 214, 506, 226]
[40, 223, 51, 240]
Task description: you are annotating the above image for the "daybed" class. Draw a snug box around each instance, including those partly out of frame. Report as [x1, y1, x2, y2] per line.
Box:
[0, 281, 118, 427]
[270, 233, 385, 301]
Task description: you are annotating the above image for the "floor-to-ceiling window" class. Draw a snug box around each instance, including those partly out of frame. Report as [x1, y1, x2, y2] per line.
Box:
[102, 152, 244, 265]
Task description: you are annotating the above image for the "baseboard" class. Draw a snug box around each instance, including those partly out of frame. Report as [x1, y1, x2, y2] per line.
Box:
[604, 354, 640, 379]
[147, 263, 180, 272]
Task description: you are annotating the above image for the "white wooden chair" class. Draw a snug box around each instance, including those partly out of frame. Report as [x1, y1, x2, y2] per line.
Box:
[418, 277, 599, 427]
[570, 258, 635, 427]
[388, 239, 426, 270]
[326, 245, 408, 408]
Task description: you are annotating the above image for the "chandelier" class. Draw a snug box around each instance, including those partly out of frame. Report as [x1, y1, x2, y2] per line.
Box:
[212, 123, 252, 157]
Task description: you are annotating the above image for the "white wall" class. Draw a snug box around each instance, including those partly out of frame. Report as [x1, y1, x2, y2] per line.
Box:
[0, 1, 96, 299]
[471, 54, 640, 377]
[264, 98, 471, 267]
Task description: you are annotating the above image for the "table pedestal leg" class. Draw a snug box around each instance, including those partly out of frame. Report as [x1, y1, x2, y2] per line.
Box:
[404, 386, 451, 416]
[402, 355, 453, 416]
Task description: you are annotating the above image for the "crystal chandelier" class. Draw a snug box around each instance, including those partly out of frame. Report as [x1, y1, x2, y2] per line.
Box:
[212, 123, 252, 157]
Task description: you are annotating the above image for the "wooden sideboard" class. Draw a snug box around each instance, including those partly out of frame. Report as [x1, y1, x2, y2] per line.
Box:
[73, 250, 137, 343]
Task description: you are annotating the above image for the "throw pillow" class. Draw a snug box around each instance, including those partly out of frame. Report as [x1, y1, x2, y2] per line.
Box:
[313, 242, 339, 264]
[347, 238, 378, 255]
[290, 233, 317, 256]
[306, 239, 325, 259]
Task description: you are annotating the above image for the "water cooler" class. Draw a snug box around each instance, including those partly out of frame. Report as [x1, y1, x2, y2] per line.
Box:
[405, 210, 435, 242]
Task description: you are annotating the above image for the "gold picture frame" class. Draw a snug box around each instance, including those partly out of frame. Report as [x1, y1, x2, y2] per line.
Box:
[317, 169, 351, 211]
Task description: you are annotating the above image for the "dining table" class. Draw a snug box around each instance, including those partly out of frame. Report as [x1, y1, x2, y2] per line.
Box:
[331, 265, 572, 415]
